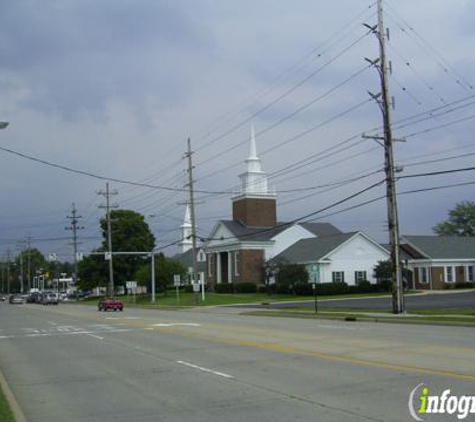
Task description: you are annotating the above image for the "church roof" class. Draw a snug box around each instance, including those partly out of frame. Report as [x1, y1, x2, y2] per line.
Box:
[220, 220, 289, 241]
[172, 248, 207, 271]
[218, 220, 342, 242]
[272, 232, 357, 263]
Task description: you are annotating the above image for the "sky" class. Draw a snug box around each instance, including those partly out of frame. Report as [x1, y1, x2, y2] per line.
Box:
[0, 0, 474, 264]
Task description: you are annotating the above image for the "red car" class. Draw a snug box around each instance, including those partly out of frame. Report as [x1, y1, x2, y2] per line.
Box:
[98, 299, 124, 312]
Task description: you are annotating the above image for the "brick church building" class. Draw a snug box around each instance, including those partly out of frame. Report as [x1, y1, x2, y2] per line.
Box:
[205, 126, 341, 288]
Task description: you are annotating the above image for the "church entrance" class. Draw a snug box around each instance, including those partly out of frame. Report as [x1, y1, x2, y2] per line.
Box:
[219, 252, 229, 284]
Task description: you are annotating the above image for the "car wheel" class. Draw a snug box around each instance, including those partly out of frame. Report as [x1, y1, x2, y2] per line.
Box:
[119, 307, 123, 311]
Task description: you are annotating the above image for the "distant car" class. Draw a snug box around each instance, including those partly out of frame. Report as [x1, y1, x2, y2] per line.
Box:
[98, 298, 124, 312]
[9, 295, 23, 304]
[42, 293, 59, 306]
[27, 292, 42, 304]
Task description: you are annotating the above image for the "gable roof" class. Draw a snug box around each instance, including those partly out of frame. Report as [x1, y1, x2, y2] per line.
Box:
[299, 222, 343, 237]
[219, 220, 291, 242]
[402, 235, 475, 260]
[213, 220, 342, 243]
[172, 248, 207, 271]
[272, 232, 356, 264]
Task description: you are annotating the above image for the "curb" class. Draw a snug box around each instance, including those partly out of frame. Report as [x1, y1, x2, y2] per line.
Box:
[0, 363, 27, 422]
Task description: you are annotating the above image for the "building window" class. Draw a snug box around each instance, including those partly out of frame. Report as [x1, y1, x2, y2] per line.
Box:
[466, 265, 474, 282]
[354, 271, 367, 285]
[445, 266, 455, 283]
[234, 252, 239, 277]
[332, 271, 345, 283]
[418, 267, 429, 283]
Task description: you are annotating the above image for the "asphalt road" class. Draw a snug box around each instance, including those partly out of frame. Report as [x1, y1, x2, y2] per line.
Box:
[0, 301, 474, 422]
[230, 290, 475, 311]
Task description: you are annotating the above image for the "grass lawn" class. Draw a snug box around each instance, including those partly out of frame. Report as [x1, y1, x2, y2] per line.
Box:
[81, 291, 402, 308]
[0, 384, 15, 422]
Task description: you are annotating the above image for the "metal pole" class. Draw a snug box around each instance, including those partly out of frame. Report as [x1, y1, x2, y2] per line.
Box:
[106, 183, 114, 297]
[151, 251, 156, 303]
[377, 0, 403, 314]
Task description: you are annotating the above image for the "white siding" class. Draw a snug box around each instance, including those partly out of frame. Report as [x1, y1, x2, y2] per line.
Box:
[318, 234, 389, 285]
[267, 224, 316, 260]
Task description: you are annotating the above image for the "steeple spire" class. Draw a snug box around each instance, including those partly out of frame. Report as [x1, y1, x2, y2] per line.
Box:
[180, 202, 193, 253]
[249, 123, 258, 159]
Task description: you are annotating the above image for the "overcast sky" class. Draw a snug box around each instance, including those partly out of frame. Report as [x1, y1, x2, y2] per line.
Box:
[1, 0, 474, 262]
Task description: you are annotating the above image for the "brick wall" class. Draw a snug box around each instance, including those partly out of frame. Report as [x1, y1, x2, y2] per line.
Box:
[237, 249, 265, 284]
[232, 197, 276, 227]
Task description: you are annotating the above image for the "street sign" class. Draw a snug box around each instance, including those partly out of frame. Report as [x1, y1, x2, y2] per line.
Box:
[105, 252, 112, 261]
[76, 252, 84, 262]
[126, 281, 137, 289]
[192, 283, 200, 292]
[173, 274, 181, 287]
[49, 253, 57, 262]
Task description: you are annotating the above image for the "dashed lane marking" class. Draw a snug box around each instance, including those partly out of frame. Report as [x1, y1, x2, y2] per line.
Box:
[176, 361, 234, 379]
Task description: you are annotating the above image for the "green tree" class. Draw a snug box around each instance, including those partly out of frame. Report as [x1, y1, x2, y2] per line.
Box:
[275, 262, 309, 295]
[78, 209, 155, 292]
[373, 260, 391, 291]
[433, 201, 475, 236]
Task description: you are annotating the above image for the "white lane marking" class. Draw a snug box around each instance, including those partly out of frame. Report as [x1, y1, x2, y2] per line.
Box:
[176, 361, 234, 379]
[153, 323, 201, 327]
[0, 328, 131, 340]
[87, 334, 104, 340]
[317, 324, 357, 331]
[105, 316, 139, 320]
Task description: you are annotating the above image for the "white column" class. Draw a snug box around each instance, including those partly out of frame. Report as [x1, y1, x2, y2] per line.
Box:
[216, 253, 221, 284]
[228, 252, 233, 283]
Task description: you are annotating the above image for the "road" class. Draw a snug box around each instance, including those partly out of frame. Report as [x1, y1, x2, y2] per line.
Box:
[230, 290, 475, 311]
[0, 301, 473, 422]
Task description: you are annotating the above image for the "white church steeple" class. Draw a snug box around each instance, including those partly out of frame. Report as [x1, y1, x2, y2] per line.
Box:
[179, 202, 193, 253]
[236, 124, 275, 198]
[232, 125, 277, 227]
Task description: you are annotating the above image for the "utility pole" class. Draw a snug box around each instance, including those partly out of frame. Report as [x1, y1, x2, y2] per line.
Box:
[185, 138, 199, 304]
[26, 235, 31, 292]
[365, 0, 404, 314]
[66, 202, 84, 286]
[6, 249, 11, 294]
[98, 183, 118, 297]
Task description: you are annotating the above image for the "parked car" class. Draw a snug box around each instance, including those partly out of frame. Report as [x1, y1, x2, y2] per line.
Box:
[42, 293, 59, 305]
[98, 298, 124, 312]
[27, 292, 42, 304]
[9, 294, 24, 304]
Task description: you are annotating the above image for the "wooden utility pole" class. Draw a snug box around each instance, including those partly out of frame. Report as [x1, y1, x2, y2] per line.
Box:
[185, 138, 199, 305]
[98, 183, 118, 297]
[66, 202, 84, 286]
[376, 0, 404, 313]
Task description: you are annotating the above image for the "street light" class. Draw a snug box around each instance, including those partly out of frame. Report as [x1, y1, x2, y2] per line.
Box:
[0, 121, 9, 129]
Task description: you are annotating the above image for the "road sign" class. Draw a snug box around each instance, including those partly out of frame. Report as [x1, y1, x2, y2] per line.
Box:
[173, 274, 181, 287]
[49, 253, 57, 262]
[126, 281, 137, 289]
[104, 252, 112, 261]
[76, 252, 84, 262]
[192, 283, 200, 292]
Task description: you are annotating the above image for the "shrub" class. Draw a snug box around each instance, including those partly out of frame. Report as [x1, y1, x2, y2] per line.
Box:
[214, 283, 234, 294]
[454, 282, 474, 289]
[356, 280, 372, 293]
[315, 282, 349, 296]
[234, 282, 257, 294]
